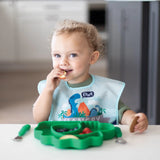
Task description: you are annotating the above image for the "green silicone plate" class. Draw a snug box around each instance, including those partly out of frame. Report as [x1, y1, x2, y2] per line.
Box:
[34, 121, 122, 149]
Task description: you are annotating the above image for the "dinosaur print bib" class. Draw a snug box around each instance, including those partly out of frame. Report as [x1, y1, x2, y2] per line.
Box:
[38, 75, 125, 124]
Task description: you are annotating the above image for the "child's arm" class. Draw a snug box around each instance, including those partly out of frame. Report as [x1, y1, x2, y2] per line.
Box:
[121, 110, 148, 133]
[33, 87, 54, 123]
[33, 69, 64, 123]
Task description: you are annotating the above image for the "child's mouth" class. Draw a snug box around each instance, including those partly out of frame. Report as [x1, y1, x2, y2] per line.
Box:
[63, 69, 73, 75]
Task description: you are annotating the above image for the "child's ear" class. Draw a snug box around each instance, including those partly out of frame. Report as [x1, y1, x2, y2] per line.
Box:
[89, 51, 100, 64]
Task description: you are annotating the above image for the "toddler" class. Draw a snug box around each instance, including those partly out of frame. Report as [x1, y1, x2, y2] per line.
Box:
[33, 19, 148, 133]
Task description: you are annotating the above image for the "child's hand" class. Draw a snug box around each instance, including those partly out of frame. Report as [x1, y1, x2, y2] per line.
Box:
[46, 68, 64, 92]
[133, 113, 148, 133]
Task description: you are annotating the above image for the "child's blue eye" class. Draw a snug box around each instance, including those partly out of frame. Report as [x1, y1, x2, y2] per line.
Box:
[54, 54, 61, 58]
[70, 53, 77, 58]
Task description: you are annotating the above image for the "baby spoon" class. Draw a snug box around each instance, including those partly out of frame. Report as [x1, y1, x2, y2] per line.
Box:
[13, 124, 31, 141]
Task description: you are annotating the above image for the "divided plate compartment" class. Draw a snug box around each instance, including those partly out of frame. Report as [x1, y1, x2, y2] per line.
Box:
[34, 121, 122, 149]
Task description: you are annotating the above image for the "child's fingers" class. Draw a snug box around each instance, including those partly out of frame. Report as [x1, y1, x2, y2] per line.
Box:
[130, 113, 148, 133]
[48, 69, 64, 79]
[134, 119, 148, 133]
[46, 69, 63, 90]
[135, 121, 146, 130]
[135, 113, 148, 123]
[134, 126, 146, 133]
[134, 124, 147, 133]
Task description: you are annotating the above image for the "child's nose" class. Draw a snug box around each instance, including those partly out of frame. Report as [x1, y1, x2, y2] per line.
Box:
[60, 57, 69, 66]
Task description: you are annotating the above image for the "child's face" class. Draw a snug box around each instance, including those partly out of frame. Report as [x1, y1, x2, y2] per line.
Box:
[51, 32, 98, 84]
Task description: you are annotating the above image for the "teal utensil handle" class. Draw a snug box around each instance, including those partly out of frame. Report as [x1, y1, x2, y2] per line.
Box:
[18, 124, 31, 137]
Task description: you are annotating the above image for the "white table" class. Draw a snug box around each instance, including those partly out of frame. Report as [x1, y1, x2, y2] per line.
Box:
[1, 124, 160, 160]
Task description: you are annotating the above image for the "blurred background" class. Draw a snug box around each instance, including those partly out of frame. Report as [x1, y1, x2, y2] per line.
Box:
[0, 0, 160, 124]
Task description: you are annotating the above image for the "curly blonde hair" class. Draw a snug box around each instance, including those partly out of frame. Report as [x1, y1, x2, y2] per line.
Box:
[52, 19, 104, 55]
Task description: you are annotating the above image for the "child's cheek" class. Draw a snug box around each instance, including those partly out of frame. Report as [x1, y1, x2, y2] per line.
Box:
[52, 60, 58, 68]
[51, 57, 54, 68]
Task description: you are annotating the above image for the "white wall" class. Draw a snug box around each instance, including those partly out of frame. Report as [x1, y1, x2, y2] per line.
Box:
[0, 1, 88, 65]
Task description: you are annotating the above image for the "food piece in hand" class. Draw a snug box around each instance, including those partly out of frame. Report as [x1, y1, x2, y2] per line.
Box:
[60, 135, 79, 140]
[130, 116, 139, 132]
[59, 71, 66, 79]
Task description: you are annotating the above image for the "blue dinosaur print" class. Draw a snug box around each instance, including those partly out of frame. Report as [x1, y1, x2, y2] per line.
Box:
[89, 108, 98, 117]
[89, 105, 102, 117]
[63, 93, 80, 118]
[62, 93, 104, 119]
